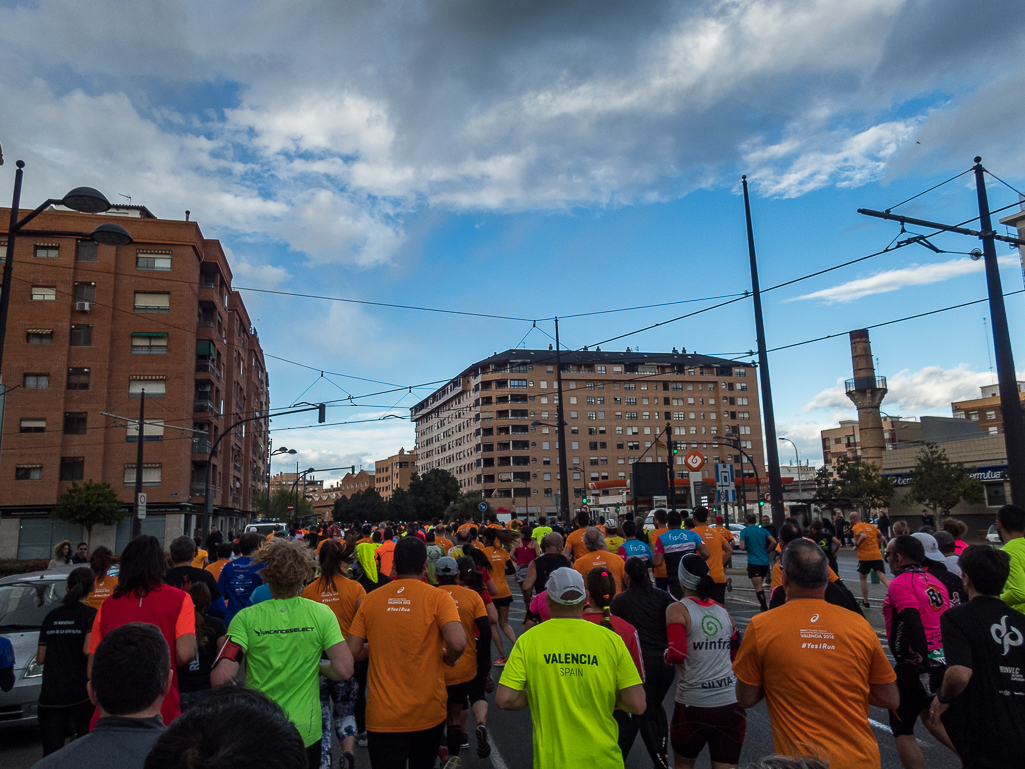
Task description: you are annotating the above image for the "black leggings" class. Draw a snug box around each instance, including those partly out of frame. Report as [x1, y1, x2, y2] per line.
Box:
[353, 658, 369, 734]
[305, 740, 321, 769]
[619, 659, 674, 769]
[367, 722, 445, 769]
[38, 701, 93, 756]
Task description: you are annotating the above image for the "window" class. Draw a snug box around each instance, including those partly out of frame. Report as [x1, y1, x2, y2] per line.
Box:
[569, 396, 577, 404]
[137, 253, 172, 271]
[986, 409, 997, 421]
[134, 292, 170, 313]
[16, 465, 43, 480]
[24, 373, 49, 389]
[589, 457, 599, 466]
[59, 457, 85, 481]
[20, 418, 46, 433]
[542, 441, 550, 450]
[76, 240, 98, 262]
[544, 488, 553, 496]
[587, 411, 596, 420]
[510, 379, 527, 388]
[597, 366, 606, 373]
[27, 329, 52, 345]
[31, 286, 56, 301]
[626, 412, 638, 420]
[624, 383, 636, 391]
[73, 283, 96, 303]
[625, 397, 637, 406]
[735, 368, 747, 377]
[736, 396, 749, 406]
[70, 325, 92, 346]
[953, 411, 965, 419]
[673, 412, 685, 420]
[34, 245, 59, 259]
[123, 464, 162, 487]
[63, 412, 87, 435]
[571, 441, 579, 449]
[126, 419, 165, 441]
[129, 378, 166, 397]
[132, 333, 168, 354]
[570, 411, 578, 419]
[968, 411, 979, 421]
[66, 368, 90, 390]
[738, 412, 750, 419]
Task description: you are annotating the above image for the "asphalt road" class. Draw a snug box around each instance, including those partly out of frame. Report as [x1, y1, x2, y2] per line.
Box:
[0, 549, 962, 769]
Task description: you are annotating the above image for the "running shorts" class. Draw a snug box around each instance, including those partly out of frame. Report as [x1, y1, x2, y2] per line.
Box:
[446, 674, 487, 707]
[889, 664, 943, 737]
[746, 564, 769, 579]
[670, 701, 746, 764]
[857, 559, 885, 575]
[493, 595, 513, 608]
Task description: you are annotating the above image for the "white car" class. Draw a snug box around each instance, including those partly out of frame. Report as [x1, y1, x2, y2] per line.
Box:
[987, 524, 1002, 544]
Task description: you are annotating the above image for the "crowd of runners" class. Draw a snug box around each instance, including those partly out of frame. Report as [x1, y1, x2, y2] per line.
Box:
[8, 503, 1025, 769]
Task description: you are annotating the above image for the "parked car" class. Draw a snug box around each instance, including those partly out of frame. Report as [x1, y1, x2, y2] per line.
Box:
[728, 523, 745, 535]
[0, 565, 115, 728]
[987, 524, 1002, 544]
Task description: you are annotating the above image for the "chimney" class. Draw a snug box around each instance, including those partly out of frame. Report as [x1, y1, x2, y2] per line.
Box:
[845, 329, 887, 467]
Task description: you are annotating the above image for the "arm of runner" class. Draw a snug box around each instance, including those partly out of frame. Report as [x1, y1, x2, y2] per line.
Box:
[929, 664, 971, 721]
[346, 634, 368, 662]
[562, 543, 573, 560]
[495, 684, 528, 710]
[721, 538, 733, 564]
[696, 541, 710, 559]
[521, 560, 537, 602]
[856, 529, 867, 546]
[1001, 553, 1025, 608]
[891, 606, 930, 666]
[211, 638, 245, 687]
[664, 602, 690, 664]
[735, 680, 764, 708]
[320, 640, 354, 681]
[615, 683, 646, 714]
[441, 620, 467, 667]
[652, 536, 665, 568]
[175, 594, 198, 666]
[618, 544, 628, 561]
[868, 680, 899, 710]
[35, 644, 46, 665]
[485, 576, 499, 596]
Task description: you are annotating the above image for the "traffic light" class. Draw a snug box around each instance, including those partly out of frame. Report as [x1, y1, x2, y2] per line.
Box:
[318, 403, 326, 423]
[671, 441, 678, 455]
[581, 497, 589, 505]
[758, 499, 765, 507]
[615, 506, 621, 513]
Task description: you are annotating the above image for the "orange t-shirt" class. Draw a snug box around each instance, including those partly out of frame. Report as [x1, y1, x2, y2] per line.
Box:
[376, 540, 397, 577]
[301, 574, 366, 635]
[357, 537, 373, 545]
[347, 578, 460, 732]
[487, 523, 505, 530]
[715, 525, 735, 545]
[573, 550, 625, 593]
[852, 523, 882, 561]
[651, 528, 670, 578]
[191, 550, 208, 568]
[437, 584, 487, 685]
[204, 559, 228, 583]
[85, 574, 118, 610]
[565, 528, 590, 561]
[506, 520, 521, 531]
[458, 523, 477, 533]
[435, 537, 454, 553]
[733, 599, 895, 768]
[771, 561, 841, 591]
[483, 547, 512, 599]
[694, 524, 727, 584]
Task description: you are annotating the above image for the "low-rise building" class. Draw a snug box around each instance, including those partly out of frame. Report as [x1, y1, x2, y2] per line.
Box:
[951, 382, 1025, 436]
[375, 448, 416, 500]
[820, 418, 922, 468]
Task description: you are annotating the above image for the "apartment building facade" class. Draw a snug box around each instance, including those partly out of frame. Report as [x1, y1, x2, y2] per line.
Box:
[374, 447, 416, 500]
[412, 349, 763, 513]
[0, 204, 269, 559]
[951, 382, 1025, 436]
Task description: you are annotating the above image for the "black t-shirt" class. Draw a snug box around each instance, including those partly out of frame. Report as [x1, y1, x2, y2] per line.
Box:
[38, 602, 97, 706]
[940, 596, 1025, 767]
[610, 585, 673, 661]
[532, 553, 572, 597]
[71, 554, 89, 564]
[164, 566, 222, 601]
[926, 563, 968, 608]
[176, 614, 226, 693]
[769, 580, 864, 617]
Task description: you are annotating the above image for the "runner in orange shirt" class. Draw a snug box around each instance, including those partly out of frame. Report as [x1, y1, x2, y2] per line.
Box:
[573, 528, 625, 593]
[734, 540, 897, 768]
[562, 511, 591, 562]
[851, 511, 890, 607]
[714, 515, 734, 546]
[375, 528, 398, 578]
[85, 546, 118, 610]
[204, 543, 234, 584]
[648, 509, 671, 590]
[346, 538, 466, 769]
[692, 507, 733, 605]
[481, 528, 519, 666]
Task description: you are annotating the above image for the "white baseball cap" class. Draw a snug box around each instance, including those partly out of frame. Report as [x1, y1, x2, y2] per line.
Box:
[546, 567, 586, 605]
[911, 532, 945, 564]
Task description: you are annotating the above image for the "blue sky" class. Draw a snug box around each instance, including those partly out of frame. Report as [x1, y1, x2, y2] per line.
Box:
[2, 0, 1024, 482]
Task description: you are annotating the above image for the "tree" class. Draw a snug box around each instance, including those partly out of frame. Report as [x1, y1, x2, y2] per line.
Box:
[51, 482, 126, 546]
[396, 470, 461, 521]
[446, 492, 491, 523]
[334, 489, 388, 525]
[814, 457, 895, 512]
[250, 488, 271, 517]
[265, 488, 313, 520]
[904, 442, 986, 518]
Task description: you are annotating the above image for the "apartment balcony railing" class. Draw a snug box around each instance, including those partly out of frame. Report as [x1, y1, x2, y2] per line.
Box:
[194, 399, 218, 415]
[192, 438, 211, 455]
[190, 482, 218, 497]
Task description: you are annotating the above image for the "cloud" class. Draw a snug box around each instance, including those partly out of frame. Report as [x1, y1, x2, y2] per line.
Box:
[789, 256, 1021, 304]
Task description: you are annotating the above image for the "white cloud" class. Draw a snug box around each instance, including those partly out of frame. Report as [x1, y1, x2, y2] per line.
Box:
[790, 256, 1021, 304]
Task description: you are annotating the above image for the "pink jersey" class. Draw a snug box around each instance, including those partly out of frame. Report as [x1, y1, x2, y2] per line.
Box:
[883, 568, 950, 660]
[528, 590, 552, 622]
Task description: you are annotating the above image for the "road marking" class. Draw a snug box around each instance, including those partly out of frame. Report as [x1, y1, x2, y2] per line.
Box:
[490, 737, 511, 769]
[868, 718, 892, 734]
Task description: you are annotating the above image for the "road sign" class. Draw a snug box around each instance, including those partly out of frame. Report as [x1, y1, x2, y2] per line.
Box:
[137, 492, 147, 519]
[478, 501, 488, 512]
[581, 504, 590, 513]
[652, 495, 667, 508]
[684, 451, 705, 471]
[287, 504, 294, 512]
[715, 463, 736, 503]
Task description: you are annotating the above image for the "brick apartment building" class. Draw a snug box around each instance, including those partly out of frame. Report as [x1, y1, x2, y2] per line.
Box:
[374, 447, 416, 500]
[951, 382, 1025, 436]
[820, 418, 922, 467]
[412, 349, 762, 514]
[0, 204, 269, 559]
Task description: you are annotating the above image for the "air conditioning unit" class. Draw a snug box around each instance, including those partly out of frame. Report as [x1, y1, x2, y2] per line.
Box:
[75, 301, 91, 312]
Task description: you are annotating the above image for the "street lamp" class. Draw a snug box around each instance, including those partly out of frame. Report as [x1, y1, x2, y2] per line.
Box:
[271, 446, 297, 457]
[778, 437, 801, 483]
[532, 417, 570, 525]
[0, 161, 132, 490]
[290, 465, 355, 529]
[714, 433, 762, 517]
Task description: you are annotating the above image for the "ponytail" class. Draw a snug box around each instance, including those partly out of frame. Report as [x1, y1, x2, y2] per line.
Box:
[62, 567, 95, 607]
[694, 574, 716, 602]
[187, 582, 213, 648]
[623, 556, 651, 590]
[456, 556, 485, 593]
[89, 546, 114, 580]
[585, 567, 617, 631]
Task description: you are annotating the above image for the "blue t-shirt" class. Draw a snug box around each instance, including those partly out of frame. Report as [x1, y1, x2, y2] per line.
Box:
[217, 556, 267, 623]
[739, 525, 772, 566]
[250, 584, 272, 604]
[656, 528, 705, 587]
[618, 539, 654, 563]
[0, 636, 14, 669]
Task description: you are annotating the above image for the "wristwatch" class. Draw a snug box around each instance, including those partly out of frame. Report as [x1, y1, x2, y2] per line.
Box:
[936, 691, 954, 705]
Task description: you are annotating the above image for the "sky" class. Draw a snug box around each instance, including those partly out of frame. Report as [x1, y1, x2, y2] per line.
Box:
[2, 0, 1025, 483]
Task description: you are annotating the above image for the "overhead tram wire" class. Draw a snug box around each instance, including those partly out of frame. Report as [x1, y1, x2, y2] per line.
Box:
[882, 168, 975, 212]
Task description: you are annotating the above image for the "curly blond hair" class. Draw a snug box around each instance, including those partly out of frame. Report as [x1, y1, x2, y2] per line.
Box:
[252, 539, 313, 594]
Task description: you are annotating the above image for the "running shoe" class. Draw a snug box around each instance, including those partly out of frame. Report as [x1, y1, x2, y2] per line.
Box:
[356, 732, 368, 748]
[493, 657, 508, 667]
[438, 746, 450, 764]
[485, 673, 495, 693]
[461, 733, 470, 751]
[476, 724, 492, 758]
[726, 577, 733, 592]
[442, 756, 462, 769]
[342, 752, 355, 769]
[861, 600, 871, 608]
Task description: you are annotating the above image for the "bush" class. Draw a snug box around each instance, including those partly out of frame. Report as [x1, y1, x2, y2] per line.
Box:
[0, 559, 50, 579]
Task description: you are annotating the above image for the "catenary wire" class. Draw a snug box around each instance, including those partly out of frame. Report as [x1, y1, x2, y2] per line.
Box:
[883, 168, 974, 212]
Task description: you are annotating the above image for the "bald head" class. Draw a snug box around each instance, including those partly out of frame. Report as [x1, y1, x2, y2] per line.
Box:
[849, 512, 861, 524]
[541, 532, 564, 552]
[781, 539, 828, 590]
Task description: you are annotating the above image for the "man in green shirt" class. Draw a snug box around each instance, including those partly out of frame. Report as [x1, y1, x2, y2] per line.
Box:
[533, 516, 553, 544]
[496, 568, 645, 769]
[213, 541, 353, 769]
[996, 504, 1025, 614]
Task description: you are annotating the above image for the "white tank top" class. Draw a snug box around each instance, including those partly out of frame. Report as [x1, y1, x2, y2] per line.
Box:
[674, 598, 737, 707]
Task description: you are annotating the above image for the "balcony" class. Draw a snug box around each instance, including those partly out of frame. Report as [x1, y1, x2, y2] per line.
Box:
[195, 358, 217, 376]
[192, 438, 211, 455]
[233, 461, 242, 472]
[190, 482, 218, 497]
[194, 399, 218, 415]
[845, 376, 887, 393]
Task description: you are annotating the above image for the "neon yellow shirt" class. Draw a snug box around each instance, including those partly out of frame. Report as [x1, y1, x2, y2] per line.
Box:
[499, 618, 643, 769]
[1001, 537, 1025, 614]
[605, 536, 625, 553]
[533, 526, 553, 543]
[228, 597, 344, 747]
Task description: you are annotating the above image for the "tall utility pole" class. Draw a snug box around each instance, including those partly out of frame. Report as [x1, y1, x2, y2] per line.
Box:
[742, 176, 785, 528]
[554, 318, 571, 526]
[857, 157, 1025, 505]
[666, 422, 676, 513]
[132, 390, 145, 538]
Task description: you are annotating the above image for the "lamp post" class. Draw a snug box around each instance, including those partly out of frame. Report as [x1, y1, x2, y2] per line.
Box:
[714, 433, 762, 518]
[778, 437, 800, 484]
[1, 161, 132, 478]
[290, 465, 355, 529]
